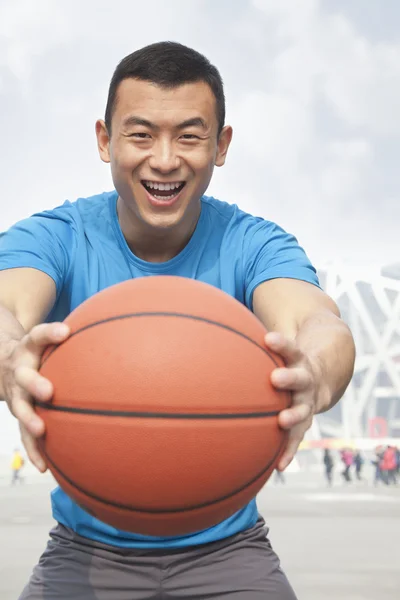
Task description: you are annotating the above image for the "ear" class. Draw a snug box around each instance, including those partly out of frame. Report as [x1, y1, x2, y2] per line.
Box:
[215, 125, 233, 167]
[95, 119, 111, 163]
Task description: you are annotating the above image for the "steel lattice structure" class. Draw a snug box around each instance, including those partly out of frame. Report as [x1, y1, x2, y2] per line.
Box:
[308, 262, 400, 441]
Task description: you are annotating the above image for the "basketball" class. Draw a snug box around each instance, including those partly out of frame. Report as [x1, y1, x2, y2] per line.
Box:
[36, 276, 290, 536]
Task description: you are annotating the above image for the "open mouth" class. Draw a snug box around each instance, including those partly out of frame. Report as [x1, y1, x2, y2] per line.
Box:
[141, 180, 186, 201]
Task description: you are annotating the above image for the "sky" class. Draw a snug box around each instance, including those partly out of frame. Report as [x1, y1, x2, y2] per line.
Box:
[1, 0, 399, 267]
[0, 0, 400, 453]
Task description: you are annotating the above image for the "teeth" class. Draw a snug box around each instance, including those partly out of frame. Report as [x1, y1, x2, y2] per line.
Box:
[144, 181, 183, 191]
[153, 194, 176, 201]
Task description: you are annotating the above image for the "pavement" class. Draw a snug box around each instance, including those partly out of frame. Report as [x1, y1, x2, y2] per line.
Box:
[0, 469, 399, 600]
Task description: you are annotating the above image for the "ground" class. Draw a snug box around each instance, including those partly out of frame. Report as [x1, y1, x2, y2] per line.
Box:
[0, 469, 399, 599]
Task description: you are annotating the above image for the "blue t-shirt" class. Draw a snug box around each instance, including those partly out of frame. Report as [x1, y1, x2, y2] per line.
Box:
[0, 190, 319, 549]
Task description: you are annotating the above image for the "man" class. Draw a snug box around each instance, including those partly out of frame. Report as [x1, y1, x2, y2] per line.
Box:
[0, 41, 355, 599]
[323, 448, 334, 487]
[372, 445, 384, 486]
[353, 449, 364, 482]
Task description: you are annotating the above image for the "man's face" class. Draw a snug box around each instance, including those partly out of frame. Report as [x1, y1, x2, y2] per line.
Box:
[96, 79, 232, 231]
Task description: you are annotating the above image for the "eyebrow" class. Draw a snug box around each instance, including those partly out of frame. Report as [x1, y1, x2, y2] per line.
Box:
[121, 116, 155, 129]
[121, 116, 207, 131]
[176, 117, 207, 130]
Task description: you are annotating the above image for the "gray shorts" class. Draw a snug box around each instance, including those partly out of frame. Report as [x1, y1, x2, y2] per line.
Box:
[19, 519, 297, 599]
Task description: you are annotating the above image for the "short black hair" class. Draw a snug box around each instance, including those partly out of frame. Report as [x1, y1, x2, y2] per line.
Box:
[105, 41, 225, 135]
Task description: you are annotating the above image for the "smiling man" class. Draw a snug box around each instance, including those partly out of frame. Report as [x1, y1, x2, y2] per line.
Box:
[0, 42, 355, 599]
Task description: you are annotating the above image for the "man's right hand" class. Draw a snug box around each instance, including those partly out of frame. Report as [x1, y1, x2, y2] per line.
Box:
[2, 322, 70, 472]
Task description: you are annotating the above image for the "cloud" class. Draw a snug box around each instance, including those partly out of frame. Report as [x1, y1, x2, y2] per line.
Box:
[211, 0, 400, 263]
[0, 0, 71, 86]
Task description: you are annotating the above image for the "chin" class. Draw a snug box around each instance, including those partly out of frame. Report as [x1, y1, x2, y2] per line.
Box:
[142, 212, 185, 231]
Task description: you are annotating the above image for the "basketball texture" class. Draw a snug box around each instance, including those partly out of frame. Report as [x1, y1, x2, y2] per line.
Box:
[36, 276, 290, 536]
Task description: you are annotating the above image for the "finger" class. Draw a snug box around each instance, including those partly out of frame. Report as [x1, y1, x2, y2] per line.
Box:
[14, 366, 53, 401]
[10, 387, 46, 437]
[264, 332, 303, 366]
[278, 421, 311, 471]
[23, 322, 70, 356]
[271, 367, 312, 391]
[20, 424, 47, 472]
[278, 402, 313, 430]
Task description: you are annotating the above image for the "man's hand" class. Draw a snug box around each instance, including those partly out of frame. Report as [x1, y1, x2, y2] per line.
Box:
[265, 331, 329, 471]
[1, 322, 70, 472]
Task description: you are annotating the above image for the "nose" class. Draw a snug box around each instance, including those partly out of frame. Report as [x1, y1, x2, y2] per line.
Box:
[148, 138, 180, 174]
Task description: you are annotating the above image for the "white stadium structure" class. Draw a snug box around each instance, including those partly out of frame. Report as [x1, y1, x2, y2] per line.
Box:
[309, 262, 400, 444]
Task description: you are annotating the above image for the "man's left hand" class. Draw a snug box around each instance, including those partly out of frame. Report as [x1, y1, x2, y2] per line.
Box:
[265, 331, 327, 471]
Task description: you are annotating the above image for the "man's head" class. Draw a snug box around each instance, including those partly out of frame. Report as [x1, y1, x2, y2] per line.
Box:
[96, 42, 232, 239]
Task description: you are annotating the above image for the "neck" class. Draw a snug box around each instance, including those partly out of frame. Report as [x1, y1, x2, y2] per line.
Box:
[117, 198, 201, 263]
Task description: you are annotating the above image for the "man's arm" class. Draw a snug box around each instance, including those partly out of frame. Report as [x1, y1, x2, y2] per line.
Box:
[0, 267, 57, 398]
[253, 278, 355, 414]
[0, 267, 71, 471]
[252, 278, 355, 469]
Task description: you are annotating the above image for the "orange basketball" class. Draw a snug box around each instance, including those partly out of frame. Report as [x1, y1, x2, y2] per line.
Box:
[36, 276, 290, 536]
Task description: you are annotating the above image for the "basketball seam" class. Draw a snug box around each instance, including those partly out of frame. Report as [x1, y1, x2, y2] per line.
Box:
[34, 401, 281, 419]
[41, 311, 281, 367]
[40, 432, 287, 514]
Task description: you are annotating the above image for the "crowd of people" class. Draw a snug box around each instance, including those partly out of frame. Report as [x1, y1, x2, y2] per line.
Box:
[323, 446, 400, 486]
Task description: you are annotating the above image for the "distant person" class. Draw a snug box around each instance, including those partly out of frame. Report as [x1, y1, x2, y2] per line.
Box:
[372, 446, 384, 486]
[340, 448, 353, 483]
[323, 449, 334, 486]
[11, 448, 25, 485]
[381, 446, 397, 485]
[353, 450, 364, 481]
[395, 447, 400, 476]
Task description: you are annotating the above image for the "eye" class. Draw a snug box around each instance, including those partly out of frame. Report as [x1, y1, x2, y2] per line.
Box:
[130, 132, 151, 139]
[181, 134, 199, 140]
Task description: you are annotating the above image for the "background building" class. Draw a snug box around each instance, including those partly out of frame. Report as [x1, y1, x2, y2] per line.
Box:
[310, 262, 400, 443]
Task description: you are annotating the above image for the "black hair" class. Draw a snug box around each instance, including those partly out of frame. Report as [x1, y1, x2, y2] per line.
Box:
[105, 41, 225, 135]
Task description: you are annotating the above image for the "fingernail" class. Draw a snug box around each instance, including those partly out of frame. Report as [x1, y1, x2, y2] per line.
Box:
[29, 418, 43, 434]
[55, 324, 69, 337]
[278, 413, 292, 429]
[272, 370, 287, 384]
[37, 381, 52, 397]
[266, 332, 281, 345]
[36, 460, 46, 472]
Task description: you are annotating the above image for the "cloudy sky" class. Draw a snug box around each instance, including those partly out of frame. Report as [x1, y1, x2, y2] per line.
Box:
[0, 0, 399, 452]
[1, 0, 399, 267]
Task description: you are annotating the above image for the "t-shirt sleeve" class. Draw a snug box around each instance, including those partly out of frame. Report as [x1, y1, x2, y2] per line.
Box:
[0, 207, 75, 296]
[243, 218, 320, 309]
